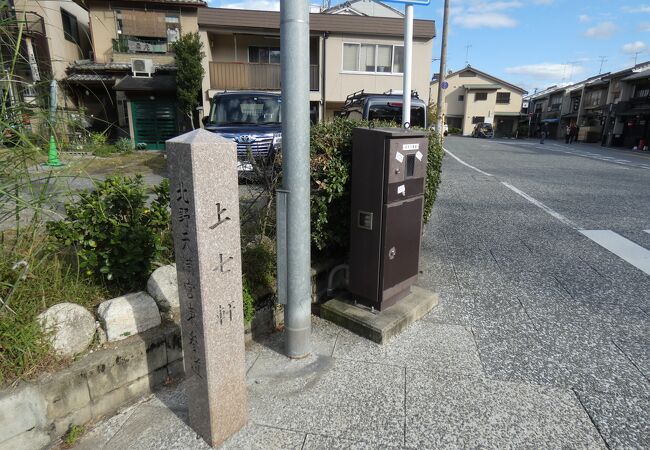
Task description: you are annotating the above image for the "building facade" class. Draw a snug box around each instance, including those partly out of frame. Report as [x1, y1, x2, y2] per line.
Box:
[198, 7, 435, 122]
[430, 66, 526, 137]
[524, 61, 650, 148]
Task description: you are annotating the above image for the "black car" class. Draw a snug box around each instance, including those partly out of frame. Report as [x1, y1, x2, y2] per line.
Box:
[472, 122, 494, 138]
[336, 89, 427, 128]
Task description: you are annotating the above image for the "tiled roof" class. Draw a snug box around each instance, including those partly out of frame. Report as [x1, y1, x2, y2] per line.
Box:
[117, 0, 206, 5]
[66, 73, 116, 82]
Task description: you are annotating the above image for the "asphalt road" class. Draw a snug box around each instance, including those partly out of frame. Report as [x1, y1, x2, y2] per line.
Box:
[419, 136, 650, 449]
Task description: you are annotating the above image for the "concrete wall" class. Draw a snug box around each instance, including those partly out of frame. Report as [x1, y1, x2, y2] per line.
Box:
[324, 35, 432, 106]
[15, 0, 90, 81]
[431, 71, 524, 135]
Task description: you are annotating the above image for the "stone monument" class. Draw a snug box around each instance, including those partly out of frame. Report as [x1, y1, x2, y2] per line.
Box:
[166, 129, 247, 447]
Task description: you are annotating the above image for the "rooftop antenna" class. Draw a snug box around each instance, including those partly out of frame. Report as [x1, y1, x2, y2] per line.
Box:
[634, 51, 642, 66]
[598, 56, 607, 74]
[464, 43, 472, 65]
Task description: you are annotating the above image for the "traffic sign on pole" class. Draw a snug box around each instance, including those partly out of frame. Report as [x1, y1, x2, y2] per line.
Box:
[441, 81, 449, 90]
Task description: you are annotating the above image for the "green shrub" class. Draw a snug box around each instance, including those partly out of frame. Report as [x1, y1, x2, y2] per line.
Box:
[449, 127, 462, 135]
[89, 131, 108, 146]
[64, 424, 85, 445]
[46, 176, 171, 289]
[115, 137, 134, 153]
[310, 119, 444, 255]
[242, 239, 276, 301]
[91, 144, 118, 157]
[242, 279, 255, 324]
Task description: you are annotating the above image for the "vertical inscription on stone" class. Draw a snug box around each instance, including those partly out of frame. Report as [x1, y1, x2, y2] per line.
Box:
[167, 129, 247, 447]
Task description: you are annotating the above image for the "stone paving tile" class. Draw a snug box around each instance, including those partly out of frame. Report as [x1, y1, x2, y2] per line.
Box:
[614, 337, 650, 380]
[246, 356, 405, 446]
[473, 326, 650, 398]
[221, 424, 305, 450]
[423, 289, 533, 332]
[405, 369, 606, 450]
[303, 434, 401, 449]
[577, 391, 650, 450]
[332, 321, 483, 375]
[524, 300, 650, 342]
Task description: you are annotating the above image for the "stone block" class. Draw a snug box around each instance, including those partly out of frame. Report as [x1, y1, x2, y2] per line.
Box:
[0, 385, 47, 446]
[321, 286, 439, 343]
[164, 323, 183, 363]
[37, 302, 95, 356]
[0, 428, 50, 450]
[86, 332, 167, 400]
[147, 265, 180, 312]
[97, 292, 161, 341]
[38, 368, 91, 421]
[52, 404, 93, 438]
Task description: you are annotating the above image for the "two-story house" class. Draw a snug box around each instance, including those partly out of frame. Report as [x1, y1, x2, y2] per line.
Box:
[198, 6, 435, 122]
[67, 0, 205, 147]
[430, 66, 526, 137]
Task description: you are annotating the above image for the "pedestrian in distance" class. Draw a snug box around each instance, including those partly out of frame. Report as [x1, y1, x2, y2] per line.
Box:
[569, 124, 577, 144]
[540, 123, 548, 144]
[565, 125, 571, 144]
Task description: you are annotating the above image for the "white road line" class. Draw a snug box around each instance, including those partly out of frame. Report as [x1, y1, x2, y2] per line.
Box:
[579, 230, 650, 275]
[443, 148, 494, 177]
[500, 182, 580, 229]
[645, 230, 650, 234]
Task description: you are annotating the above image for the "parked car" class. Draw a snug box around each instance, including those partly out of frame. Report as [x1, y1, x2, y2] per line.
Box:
[203, 91, 282, 173]
[337, 89, 427, 128]
[472, 122, 494, 138]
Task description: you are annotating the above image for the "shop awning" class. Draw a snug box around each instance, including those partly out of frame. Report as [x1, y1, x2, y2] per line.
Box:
[494, 112, 521, 117]
[113, 75, 176, 92]
[541, 118, 560, 123]
[617, 108, 650, 117]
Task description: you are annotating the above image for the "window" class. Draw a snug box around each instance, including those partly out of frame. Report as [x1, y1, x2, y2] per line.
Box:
[636, 86, 650, 98]
[249, 47, 281, 64]
[343, 43, 404, 74]
[475, 92, 487, 101]
[458, 95, 465, 102]
[571, 97, 580, 112]
[496, 92, 510, 104]
[166, 15, 180, 45]
[61, 9, 79, 44]
[472, 116, 485, 124]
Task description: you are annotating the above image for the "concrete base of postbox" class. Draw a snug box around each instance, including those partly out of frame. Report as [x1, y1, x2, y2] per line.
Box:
[321, 286, 439, 344]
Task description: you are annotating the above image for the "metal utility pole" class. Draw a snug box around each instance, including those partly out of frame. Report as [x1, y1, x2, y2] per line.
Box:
[435, 0, 450, 139]
[281, 0, 311, 358]
[464, 43, 471, 65]
[402, 4, 414, 126]
[598, 56, 607, 74]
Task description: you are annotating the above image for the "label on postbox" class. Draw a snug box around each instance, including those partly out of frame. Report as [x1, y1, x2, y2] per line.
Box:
[397, 185, 406, 195]
[395, 151, 404, 163]
[415, 151, 423, 161]
[403, 143, 419, 151]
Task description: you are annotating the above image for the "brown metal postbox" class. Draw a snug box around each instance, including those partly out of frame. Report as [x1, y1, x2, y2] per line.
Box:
[348, 127, 428, 311]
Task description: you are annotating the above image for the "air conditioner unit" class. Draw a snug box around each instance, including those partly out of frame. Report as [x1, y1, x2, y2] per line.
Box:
[131, 58, 154, 78]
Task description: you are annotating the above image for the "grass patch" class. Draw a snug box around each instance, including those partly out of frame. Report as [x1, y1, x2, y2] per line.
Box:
[63, 424, 85, 446]
[0, 232, 111, 385]
[63, 152, 166, 179]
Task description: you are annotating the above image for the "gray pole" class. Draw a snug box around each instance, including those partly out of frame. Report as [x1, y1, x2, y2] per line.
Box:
[281, 0, 311, 358]
[402, 4, 413, 126]
[435, 0, 449, 138]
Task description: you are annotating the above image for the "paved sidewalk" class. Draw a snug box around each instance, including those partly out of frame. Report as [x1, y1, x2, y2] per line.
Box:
[73, 143, 649, 449]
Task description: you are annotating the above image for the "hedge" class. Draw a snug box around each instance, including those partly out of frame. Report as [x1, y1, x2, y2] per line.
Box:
[310, 118, 444, 256]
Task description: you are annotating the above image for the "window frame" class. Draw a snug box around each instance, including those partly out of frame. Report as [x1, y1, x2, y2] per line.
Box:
[496, 92, 510, 104]
[475, 92, 488, 101]
[248, 46, 281, 64]
[61, 8, 79, 44]
[458, 94, 465, 102]
[472, 116, 485, 124]
[341, 42, 404, 75]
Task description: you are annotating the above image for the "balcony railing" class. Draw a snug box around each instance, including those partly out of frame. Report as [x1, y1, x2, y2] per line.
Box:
[112, 36, 170, 54]
[210, 62, 319, 91]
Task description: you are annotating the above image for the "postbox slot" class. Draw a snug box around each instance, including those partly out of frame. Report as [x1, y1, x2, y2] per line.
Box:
[406, 154, 415, 177]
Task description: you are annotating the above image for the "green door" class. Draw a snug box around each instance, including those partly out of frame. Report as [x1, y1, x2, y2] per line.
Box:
[131, 100, 178, 150]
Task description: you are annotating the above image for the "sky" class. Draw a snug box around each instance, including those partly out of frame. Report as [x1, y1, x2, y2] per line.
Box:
[207, 0, 650, 93]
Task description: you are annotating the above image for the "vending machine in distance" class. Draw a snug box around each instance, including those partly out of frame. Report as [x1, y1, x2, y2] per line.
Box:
[348, 127, 428, 311]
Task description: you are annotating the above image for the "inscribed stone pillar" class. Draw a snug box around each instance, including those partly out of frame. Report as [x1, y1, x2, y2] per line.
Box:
[166, 129, 247, 447]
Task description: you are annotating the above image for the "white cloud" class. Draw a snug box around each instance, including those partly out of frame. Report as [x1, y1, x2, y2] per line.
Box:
[533, 0, 554, 5]
[466, 1, 523, 12]
[583, 21, 617, 38]
[454, 12, 518, 28]
[578, 15, 591, 23]
[622, 41, 647, 54]
[623, 5, 650, 13]
[218, 0, 279, 10]
[505, 63, 585, 80]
